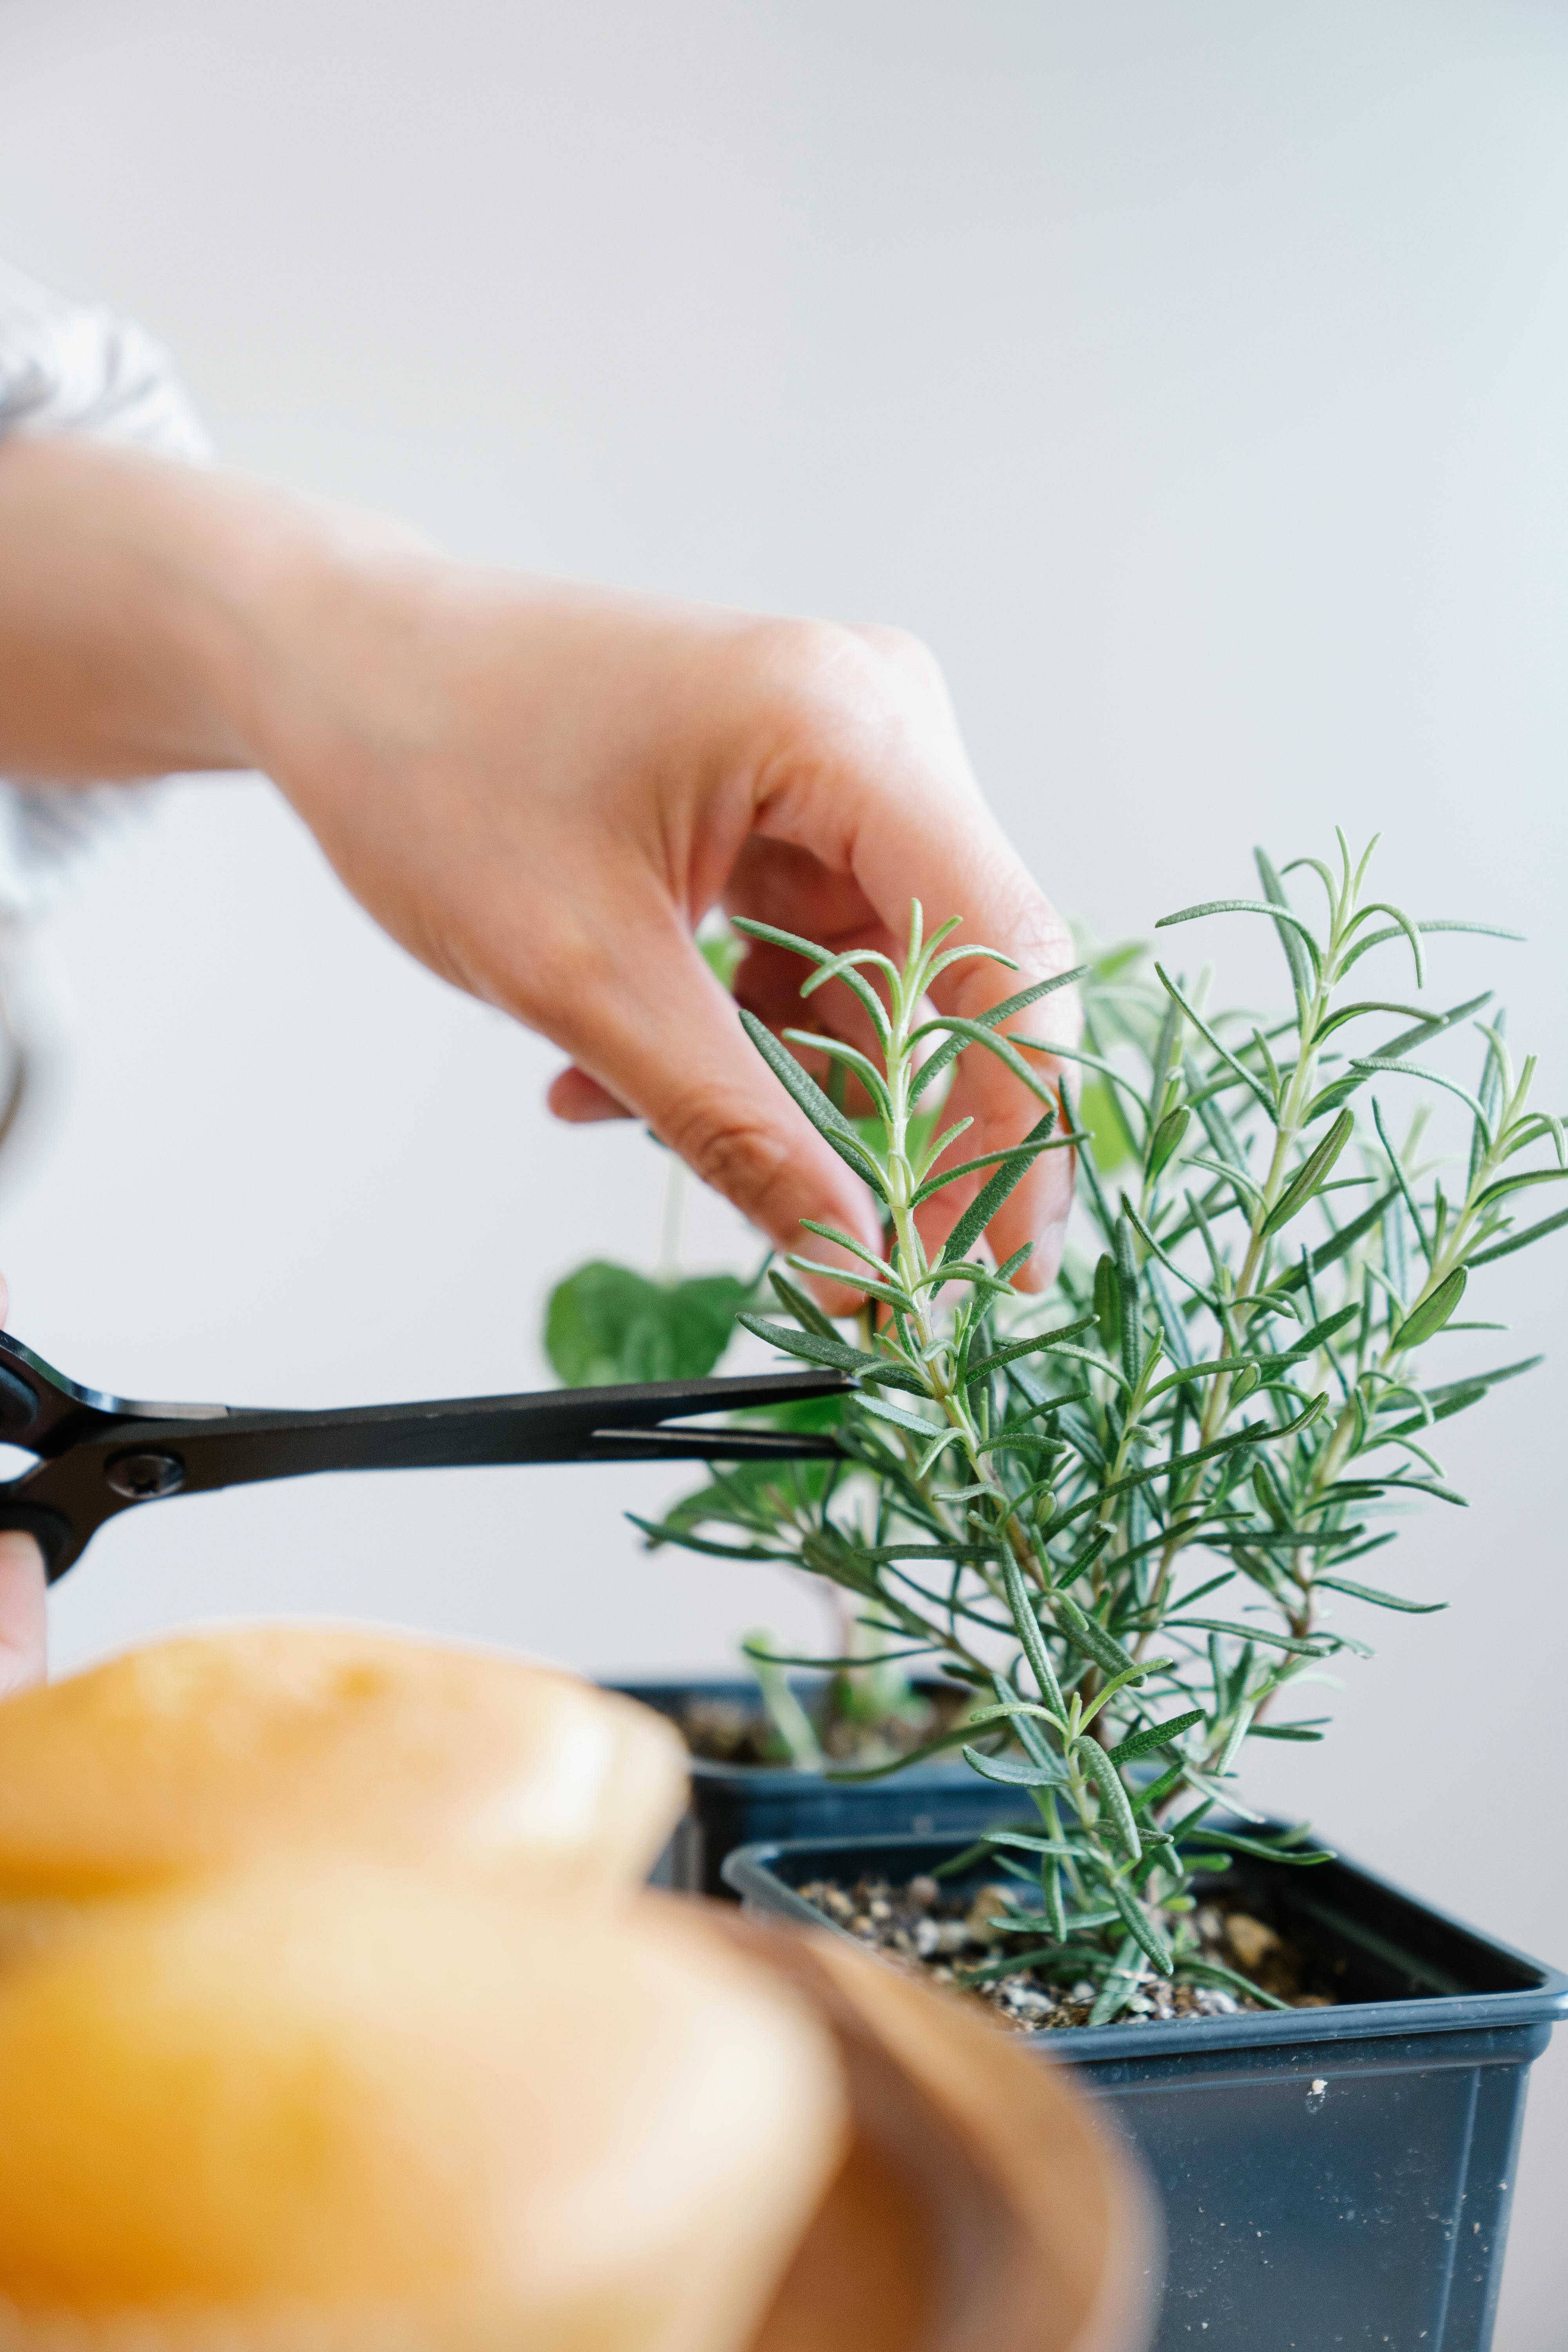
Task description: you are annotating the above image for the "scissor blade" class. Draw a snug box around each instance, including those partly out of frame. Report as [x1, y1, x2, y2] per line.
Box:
[25, 1383, 845, 1485]
[585, 1426, 842, 1462]
[0, 1367, 855, 1581]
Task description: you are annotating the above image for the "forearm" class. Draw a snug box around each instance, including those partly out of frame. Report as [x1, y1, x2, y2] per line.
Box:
[0, 433, 413, 788]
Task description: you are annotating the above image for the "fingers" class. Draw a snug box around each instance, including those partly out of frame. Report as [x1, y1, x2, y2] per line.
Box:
[543, 912, 886, 1313]
[730, 933, 893, 1118]
[0, 1278, 44, 1693]
[0, 1534, 45, 1698]
[547, 1066, 632, 1123]
[915, 909, 1080, 1292]
[772, 700, 1078, 1285]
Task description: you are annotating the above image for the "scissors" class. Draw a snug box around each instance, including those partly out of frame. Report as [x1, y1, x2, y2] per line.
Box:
[0, 1330, 849, 1583]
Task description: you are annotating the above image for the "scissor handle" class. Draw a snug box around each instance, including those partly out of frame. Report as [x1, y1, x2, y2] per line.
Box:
[0, 1501, 76, 1581]
[0, 1328, 225, 1456]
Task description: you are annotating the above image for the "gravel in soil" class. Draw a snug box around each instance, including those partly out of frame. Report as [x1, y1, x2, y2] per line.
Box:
[798, 1873, 1340, 2033]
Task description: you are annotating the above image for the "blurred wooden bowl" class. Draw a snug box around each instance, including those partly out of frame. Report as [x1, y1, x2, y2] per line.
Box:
[704, 1910, 1158, 2352]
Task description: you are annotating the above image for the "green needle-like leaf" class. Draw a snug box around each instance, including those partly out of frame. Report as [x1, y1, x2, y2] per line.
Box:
[910, 1131, 1064, 1212]
[1113, 1205, 1143, 1389]
[728, 915, 840, 967]
[908, 1013, 1054, 1109]
[1146, 1104, 1191, 1180]
[1472, 1166, 1568, 1214]
[1107, 1710, 1205, 1765]
[857, 1392, 942, 1441]
[626, 1514, 795, 1564]
[1003, 1553, 1068, 1715]
[787, 1256, 914, 1312]
[1154, 966, 1278, 1120]
[1167, 1618, 1329, 1658]
[1103, 1876, 1175, 1974]
[1394, 1267, 1467, 1350]
[1054, 1592, 1145, 1683]
[973, 1831, 1088, 1864]
[907, 965, 1087, 1106]
[1073, 1740, 1144, 1866]
[768, 1269, 840, 1342]
[1256, 847, 1315, 1005]
[1315, 1575, 1446, 1613]
[962, 1314, 1100, 1386]
[738, 1009, 889, 1198]
[780, 1027, 895, 1124]
[962, 1746, 1065, 1788]
[1467, 1204, 1568, 1267]
[1350, 1056, 1493, 1145]
[1338, 916, 1523, 978]
[1155, 898, 1322, 971]
[1262, 1109, 1354, 1237]
[1178, 1827, 1336, 1867]
[735, 1314, 922, 1392]
[1269, 1184, 1399, 1295]
[1180, 1959, 1292, 2011]
[938, 1111, 1058, 1270]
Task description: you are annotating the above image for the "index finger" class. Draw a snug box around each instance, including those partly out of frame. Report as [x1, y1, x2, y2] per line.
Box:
[915, 884, 1081, 1291]
[782, 742, 1080, 1287]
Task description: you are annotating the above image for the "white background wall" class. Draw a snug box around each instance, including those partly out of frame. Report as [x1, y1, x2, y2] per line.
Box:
[2, 2, 1565, 2337]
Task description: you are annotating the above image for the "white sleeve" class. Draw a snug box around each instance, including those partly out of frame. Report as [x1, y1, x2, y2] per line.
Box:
[0, 260, 214, 915]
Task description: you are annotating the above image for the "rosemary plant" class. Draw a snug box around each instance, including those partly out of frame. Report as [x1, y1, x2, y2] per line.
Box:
[638, 840, 1566, 2022]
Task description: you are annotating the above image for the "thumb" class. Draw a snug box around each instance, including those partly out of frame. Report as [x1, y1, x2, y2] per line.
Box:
[546, 921, 884, 1308]
[0, 1532, 45, 1696]
[0, 1278, 45, 1692]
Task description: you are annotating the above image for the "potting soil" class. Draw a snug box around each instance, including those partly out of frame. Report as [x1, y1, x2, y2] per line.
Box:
[798, 1872, 1341, 2032]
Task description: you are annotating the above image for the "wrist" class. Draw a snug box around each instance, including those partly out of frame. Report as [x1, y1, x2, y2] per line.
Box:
[0, 435, 429, 786]
[185, 480, 437, 784]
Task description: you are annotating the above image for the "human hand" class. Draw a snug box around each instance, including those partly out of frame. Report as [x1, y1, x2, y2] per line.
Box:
[251, 565, 1078, 1296]
[0, 437, 1077, 1299]
[0, 1277, 45, 1696]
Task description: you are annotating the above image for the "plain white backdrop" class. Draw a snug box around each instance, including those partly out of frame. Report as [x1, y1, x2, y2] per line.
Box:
[1, 3, 1565, 2338]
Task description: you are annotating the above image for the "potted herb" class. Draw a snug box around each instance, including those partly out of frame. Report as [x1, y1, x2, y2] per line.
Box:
[544, 1161, 1028, 1893]
[636, 841, 1567, 2351]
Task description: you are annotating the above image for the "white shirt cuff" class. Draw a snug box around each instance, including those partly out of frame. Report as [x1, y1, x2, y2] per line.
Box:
[0, 260, 213, 914]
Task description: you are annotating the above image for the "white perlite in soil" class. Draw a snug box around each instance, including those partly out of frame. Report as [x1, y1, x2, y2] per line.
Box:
[798, 1874, 1338, 2033]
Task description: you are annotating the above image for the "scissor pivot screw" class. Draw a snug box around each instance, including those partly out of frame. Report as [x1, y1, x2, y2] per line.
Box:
[105, 1450, 185, 1501]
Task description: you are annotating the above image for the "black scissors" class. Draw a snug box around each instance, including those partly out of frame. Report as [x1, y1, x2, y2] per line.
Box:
[0, 1330, 848, 1583]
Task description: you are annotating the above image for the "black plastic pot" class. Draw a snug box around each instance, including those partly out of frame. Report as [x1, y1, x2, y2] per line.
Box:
[725, 1829, 1568, 2352]
[608, 1678, 1031, 1896]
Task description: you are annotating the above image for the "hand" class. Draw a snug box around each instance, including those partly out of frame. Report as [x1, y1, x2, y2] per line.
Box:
[0, 437, 1078, 1298]
[248, 566, 1080, 1296]
[0, 1277, 45, 1696]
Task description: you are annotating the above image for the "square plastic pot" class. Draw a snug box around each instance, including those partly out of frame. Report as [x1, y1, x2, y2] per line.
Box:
[606, 1678, 1032, 1896]
[723, 1829, 1568, 2352]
